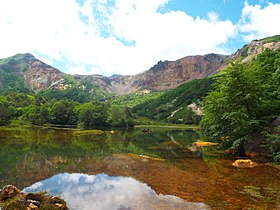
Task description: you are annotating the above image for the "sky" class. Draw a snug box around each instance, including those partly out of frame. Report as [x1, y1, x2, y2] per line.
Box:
[0, 0, 280, 76]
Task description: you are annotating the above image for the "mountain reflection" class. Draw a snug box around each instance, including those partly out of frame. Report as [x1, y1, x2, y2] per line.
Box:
[24, 173, 209, 210]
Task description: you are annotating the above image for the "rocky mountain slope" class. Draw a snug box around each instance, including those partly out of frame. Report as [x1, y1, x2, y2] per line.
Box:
[231, 35, 280, 61]
[0, 35, 279, 95]
[74, 53, 227, 95]
[0, 53, 65, 93]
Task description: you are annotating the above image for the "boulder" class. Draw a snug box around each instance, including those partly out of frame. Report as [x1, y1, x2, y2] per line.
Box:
[0, 185, 69, 210]
[0, 185, 23, 201]
[271, 116, 280, 127]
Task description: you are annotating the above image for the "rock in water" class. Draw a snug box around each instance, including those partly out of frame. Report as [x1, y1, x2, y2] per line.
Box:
[0, 185, 69, 210]
[0, 185, 23, 201]
[232, 159, 257, 168]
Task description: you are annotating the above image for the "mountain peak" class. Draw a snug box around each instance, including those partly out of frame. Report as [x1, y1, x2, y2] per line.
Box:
[149, 60, 168, 72]
[233, 34, 280, 60]
[22, 53, 36, 59]
[10, 53, 36, 62]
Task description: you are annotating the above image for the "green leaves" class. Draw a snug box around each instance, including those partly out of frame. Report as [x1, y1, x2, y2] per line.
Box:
[201, 49, 280, 155]
[51, 100, 78, 126]
[0, 96, 14, 125]
[76, 102, 109, 129]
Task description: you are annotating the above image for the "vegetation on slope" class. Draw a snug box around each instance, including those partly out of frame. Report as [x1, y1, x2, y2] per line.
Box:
[0, 54, 113, 101]
[261, 35, 280, 43]
[133, 78, 214, 124]
[106, 91, 165, 107]
[0, 55, 32, 93]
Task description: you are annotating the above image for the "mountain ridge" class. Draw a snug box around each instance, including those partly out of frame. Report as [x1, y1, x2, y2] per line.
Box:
[0, 35, 279, 95]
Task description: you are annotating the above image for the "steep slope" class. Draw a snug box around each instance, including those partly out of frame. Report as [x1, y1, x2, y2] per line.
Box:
[23, 54, 65, 90]
[131, 53, 226, 92]
[0, 54, 110, 101]
[79, 53, 227, 95]
[0, 54, 33, 93]
[232, 35, 280, 61]
[133, 78, 214, 123]
[0, 53, 65, 93]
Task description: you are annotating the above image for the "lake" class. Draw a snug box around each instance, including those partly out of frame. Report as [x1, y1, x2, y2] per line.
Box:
[0, 125, 280, 209]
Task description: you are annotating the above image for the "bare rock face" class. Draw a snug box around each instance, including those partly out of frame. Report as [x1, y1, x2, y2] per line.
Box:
[231, 35, 280, 62]
[24, 60, 64, 91]
[0, 53, 66, 92]
[133, 53, 227, 92]
[91, 53, 227, 95]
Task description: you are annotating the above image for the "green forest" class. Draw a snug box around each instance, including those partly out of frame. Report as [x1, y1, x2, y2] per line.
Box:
[0, 93, 135, 129]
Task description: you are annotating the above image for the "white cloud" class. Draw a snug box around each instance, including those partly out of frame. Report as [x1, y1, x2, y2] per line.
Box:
[238, 2, 280, 41]
[105, 0, 236, 73]
[24, 173, 209, 210]
[3, 0, 279, 76]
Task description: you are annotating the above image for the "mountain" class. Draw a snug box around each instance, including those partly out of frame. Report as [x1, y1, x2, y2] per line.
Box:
[0, 53, 112, 102]
[0, 53, 64, 93]
[132, 35, 280, 124]
[0, 52, 226, 95]
[0, 35, 279, 95]
[71, 53, 227, 95]
[124, 53, 226, 93]
[231, 35, 280, 61]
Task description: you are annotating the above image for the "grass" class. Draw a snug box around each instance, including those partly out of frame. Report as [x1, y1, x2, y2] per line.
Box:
[72, 130, 105, 136]
[261, 35, 280, 43]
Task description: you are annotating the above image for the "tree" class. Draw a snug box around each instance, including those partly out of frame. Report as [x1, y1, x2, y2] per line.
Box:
[0, 96, 14, 125]
[108, 106, 135, 128]
[20, 103, 51, 125]
[77, 102, 109, 129]
[201, 49, 280, 155]
[50, 100, 78, 126]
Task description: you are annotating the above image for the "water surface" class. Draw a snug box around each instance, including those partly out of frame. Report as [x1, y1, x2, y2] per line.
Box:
[0, 125, 280, 209]
[24, 173, 209, 210]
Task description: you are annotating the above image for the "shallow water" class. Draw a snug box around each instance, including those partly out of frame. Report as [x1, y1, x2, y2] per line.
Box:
[24, 173, 209, 210]
[0, 125, 280, 209]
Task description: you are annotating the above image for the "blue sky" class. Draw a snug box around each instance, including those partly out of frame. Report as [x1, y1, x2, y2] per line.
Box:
[167, 0, 264, 23]
[0, 0, 279, 76]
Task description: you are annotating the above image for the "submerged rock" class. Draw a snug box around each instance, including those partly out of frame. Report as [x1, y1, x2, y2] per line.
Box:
[192, 141, 218, 147]
[232, 159, 257, 168]
[241, 186, 264, 199]
[0, 185, 69, 210]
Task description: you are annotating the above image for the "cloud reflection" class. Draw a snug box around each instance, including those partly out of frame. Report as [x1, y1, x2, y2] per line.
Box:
[24, 173, 209, 210]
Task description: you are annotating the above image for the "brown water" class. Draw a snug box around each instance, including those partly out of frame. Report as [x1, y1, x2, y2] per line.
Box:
[0, 125, 279, 209]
